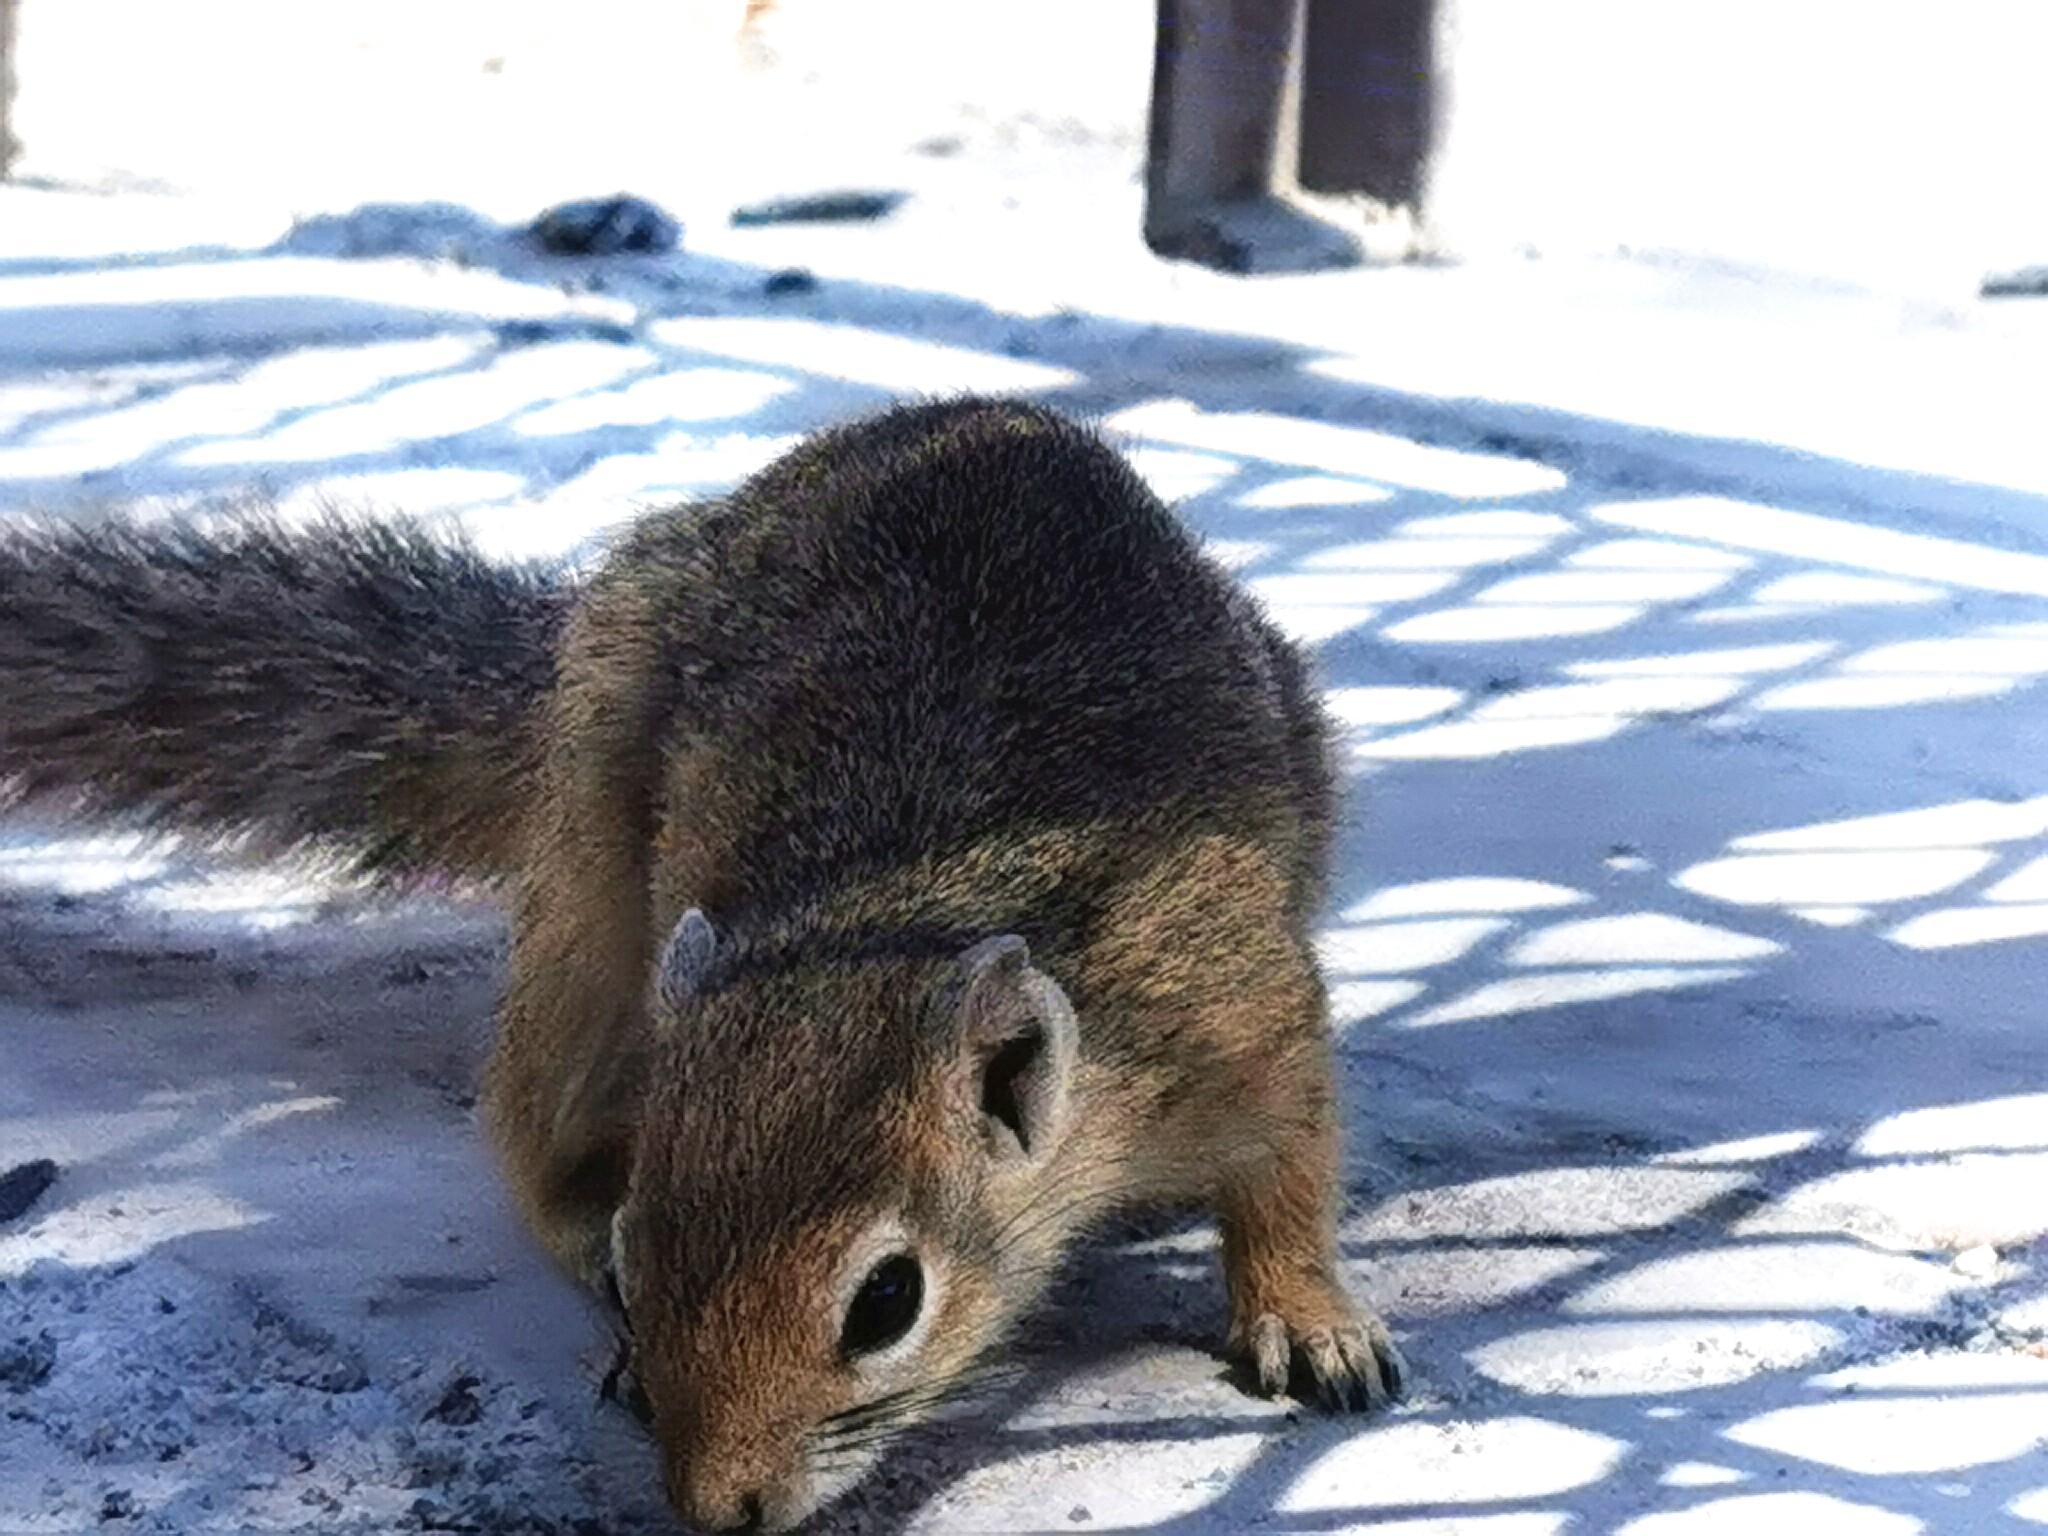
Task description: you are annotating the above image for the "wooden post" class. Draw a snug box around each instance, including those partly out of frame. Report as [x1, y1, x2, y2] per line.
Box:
[0, 0, 20, 180]
[1299, 0, 1442, 212]
[1144, 0, 1362, 273]
[1145, 0, 1450, 272]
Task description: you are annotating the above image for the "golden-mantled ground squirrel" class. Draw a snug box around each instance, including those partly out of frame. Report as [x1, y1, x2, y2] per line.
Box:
[0, 397, 1404, 1531]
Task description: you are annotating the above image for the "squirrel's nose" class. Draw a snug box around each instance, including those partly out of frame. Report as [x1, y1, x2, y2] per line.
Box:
[664, 1415, 805, 1531]
[693, 1495, 763, 1533]
[674, 1472, 769, 1533]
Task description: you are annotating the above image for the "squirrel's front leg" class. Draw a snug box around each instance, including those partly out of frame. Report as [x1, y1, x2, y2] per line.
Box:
[1215, 1044, 1406, 1411]
[483, 828, 653, 1291]
[481, 651, 663, 1293]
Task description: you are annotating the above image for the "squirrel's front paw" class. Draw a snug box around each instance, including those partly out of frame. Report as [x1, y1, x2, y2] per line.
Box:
[1231, 1293, 1406, 1412]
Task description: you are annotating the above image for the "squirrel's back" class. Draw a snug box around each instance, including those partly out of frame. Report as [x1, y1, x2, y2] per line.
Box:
[600, 397, 1335, 925]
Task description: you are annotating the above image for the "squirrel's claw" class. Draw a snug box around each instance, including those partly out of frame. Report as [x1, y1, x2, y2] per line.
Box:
[1240, 1306, 1405, 1413]
[1247, 1312, 1292, 1397]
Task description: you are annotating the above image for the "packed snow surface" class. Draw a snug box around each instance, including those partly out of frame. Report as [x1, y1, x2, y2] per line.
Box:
[3, 3, 2047, 1531]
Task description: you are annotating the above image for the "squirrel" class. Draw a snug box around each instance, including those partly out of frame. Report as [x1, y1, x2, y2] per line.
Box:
[0, 397, 1405, 1531]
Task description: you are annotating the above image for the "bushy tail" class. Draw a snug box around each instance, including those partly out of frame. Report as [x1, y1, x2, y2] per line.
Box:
[0, 515, 575, 880]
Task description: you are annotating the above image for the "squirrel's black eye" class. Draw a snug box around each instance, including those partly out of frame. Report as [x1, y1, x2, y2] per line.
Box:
[841, 1254, 923, 1358]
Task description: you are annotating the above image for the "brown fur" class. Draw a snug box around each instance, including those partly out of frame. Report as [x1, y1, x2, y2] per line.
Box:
[0, 398, 1404, 1532]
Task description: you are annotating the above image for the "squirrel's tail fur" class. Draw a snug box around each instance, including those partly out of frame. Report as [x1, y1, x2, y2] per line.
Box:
[0, 515, 574, 881]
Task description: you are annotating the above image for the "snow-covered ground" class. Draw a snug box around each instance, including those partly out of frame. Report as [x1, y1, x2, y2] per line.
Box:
[3, 3, 2048, 1532]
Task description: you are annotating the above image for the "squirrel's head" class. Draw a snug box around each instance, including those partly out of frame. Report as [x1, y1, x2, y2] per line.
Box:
[609, 912, 1086, 1532]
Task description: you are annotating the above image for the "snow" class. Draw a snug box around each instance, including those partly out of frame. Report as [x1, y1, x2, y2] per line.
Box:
[3, 1, 2048, 1532]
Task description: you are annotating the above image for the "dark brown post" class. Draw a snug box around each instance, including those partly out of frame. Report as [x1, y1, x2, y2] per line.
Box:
[0, 0, 20, 180]
[1144, 0, 1364, 273]
[1299, 0, 1442, 211]
[1146, 0, 1450, 273]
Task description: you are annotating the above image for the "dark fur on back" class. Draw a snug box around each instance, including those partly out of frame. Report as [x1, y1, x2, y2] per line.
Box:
[613, 397, 1336, 935]
[0, 515, 571, 875]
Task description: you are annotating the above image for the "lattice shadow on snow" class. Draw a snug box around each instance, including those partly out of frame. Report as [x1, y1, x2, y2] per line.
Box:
[3, 206, 2048, 1534]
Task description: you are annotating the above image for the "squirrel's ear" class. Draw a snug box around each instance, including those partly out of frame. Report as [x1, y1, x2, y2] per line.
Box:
[656, 909, 718, 1014]
[940, 935, 1078, 1165]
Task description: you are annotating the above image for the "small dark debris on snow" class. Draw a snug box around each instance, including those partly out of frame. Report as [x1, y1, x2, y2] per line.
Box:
[426, 1373, 486, 1426]
[406, 1446, 468, 1491]
[1981, 265, 2048, 298]
[730, 189, 908, 227]
[1, 1330, 57, 1391]
[529, 196, 681, 257]
[764, 267, 819, 297]
[412, 1492, 565, 1534]
[0, 1158, 58, 1223]
[243, 1289, 371, 1394]
[494, 316, 637, 349]
[408, 1496, 472, 1532]
[397, 1272, 497, 1297]
[312, 1358, 372, 1394]
[381, 945, 491, 985]
[98, 1488, 135, 1522]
